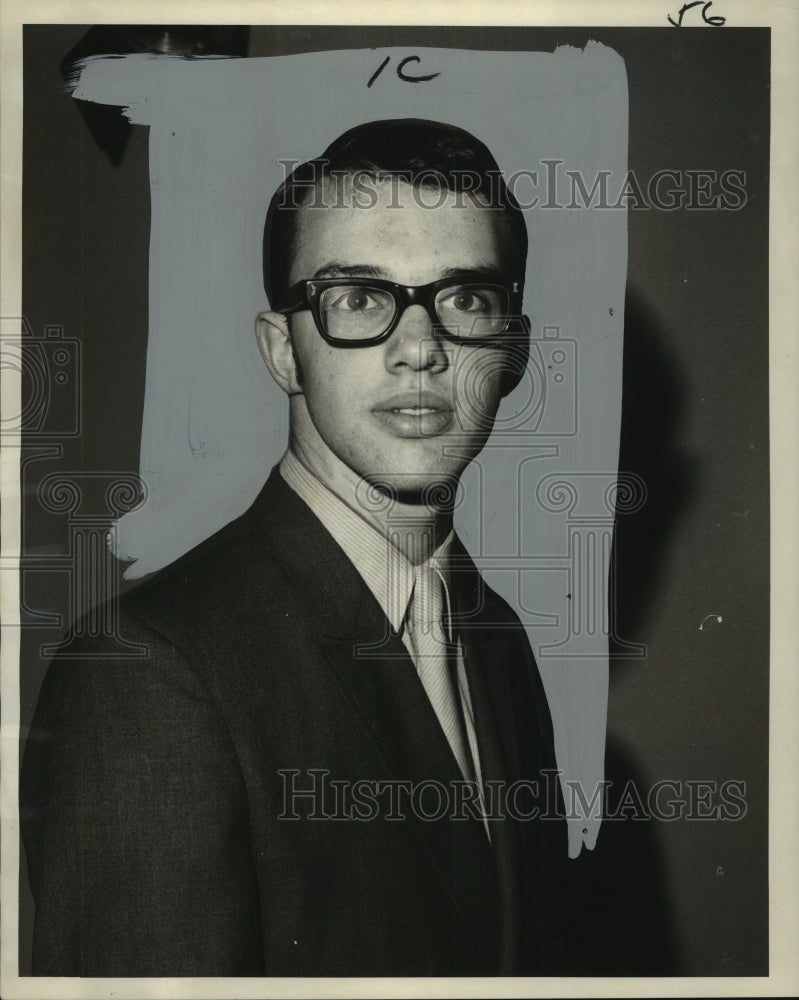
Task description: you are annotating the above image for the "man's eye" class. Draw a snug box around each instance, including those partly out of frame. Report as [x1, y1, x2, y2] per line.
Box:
[439, 290, 491, 313]
[328, 288, 381, 311]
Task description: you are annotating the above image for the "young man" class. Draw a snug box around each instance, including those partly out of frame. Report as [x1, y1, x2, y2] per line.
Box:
[21, 119, 568, 977]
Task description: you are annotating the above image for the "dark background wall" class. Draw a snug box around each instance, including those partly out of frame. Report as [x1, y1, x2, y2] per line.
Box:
[19, 25, 769, 976]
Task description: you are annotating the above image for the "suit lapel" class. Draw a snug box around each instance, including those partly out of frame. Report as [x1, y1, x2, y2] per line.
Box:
[319, 584, 501, 952]
[450, 542, 530, 974]
[249, 471, 500, 954]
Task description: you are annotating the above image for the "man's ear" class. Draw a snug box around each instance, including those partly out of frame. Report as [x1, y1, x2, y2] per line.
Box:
[256, 311, 302, 395]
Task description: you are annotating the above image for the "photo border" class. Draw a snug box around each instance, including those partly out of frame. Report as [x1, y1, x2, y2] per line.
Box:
[2, 2, 796, 997]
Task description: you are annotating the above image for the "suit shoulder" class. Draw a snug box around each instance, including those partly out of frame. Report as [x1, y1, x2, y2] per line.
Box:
[118, 510, 297, 641]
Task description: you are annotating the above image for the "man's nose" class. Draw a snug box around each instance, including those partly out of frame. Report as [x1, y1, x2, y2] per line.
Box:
[384, 303, 449, 372]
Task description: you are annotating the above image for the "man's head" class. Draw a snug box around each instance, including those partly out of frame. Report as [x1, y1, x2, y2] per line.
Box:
[256, 118, 529, 502]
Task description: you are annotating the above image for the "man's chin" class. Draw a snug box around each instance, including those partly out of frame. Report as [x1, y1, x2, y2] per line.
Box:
[359, 471, 462, 512]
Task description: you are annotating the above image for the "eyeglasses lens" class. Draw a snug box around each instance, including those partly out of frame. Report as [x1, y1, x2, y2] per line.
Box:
[319, 286, 397, 341]
[434, 286, 509, 338]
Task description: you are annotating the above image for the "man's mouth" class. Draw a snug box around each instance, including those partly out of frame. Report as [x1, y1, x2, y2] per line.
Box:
[373, 393, 454, 437]
[375, 391, 452, 412]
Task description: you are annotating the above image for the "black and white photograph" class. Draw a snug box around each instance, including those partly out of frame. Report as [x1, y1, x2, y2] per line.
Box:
[1, 2, 796, 996]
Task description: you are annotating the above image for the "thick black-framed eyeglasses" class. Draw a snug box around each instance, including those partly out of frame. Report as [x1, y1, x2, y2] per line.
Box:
[276, 275, 523, 347]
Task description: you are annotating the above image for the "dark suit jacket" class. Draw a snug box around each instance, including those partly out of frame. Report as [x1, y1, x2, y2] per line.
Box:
[21, 469, 569, 977]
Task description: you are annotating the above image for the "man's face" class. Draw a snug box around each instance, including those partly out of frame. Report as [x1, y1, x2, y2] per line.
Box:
[277, 179, 518, 496]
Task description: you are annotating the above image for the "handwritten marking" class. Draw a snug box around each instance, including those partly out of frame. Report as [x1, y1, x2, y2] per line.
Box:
[367, 55, 390, 88]
[668, 1, 726, 26]
[367, 54, 441, 88]
[396, 55, 441, 83]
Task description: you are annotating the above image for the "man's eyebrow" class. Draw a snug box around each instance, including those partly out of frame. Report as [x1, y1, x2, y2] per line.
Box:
[439, 265, 508, 283]
[312, 263, 388, 279]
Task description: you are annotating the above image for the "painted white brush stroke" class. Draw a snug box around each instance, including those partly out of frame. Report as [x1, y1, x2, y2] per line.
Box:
[71, 43, 628, 858]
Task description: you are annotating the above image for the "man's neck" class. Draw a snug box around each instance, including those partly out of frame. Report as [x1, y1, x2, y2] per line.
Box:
[288, 435, 454, 566]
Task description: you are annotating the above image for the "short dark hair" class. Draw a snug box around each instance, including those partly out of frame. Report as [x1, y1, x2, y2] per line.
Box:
[262, 118, 528, 308]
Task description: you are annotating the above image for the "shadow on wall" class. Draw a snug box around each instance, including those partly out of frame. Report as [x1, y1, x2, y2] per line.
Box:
[586, 283, 699, 974]
[562, 734, 681, 975]
[611, 284, 698, 657]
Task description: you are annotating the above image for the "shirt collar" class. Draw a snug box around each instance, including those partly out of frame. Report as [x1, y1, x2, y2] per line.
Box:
[280, 450, 453, 638]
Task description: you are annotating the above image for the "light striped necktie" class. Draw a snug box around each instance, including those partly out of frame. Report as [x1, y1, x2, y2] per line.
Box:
[407, 559, 475, 783]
